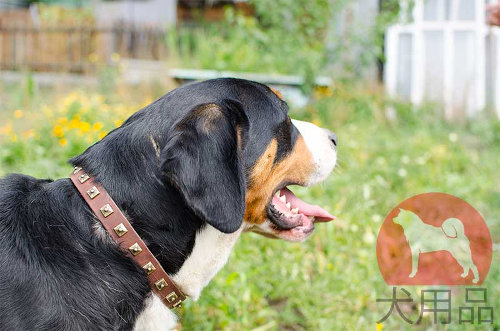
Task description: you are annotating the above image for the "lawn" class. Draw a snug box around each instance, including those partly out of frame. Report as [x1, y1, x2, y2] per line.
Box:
[1, 81, 499, 331]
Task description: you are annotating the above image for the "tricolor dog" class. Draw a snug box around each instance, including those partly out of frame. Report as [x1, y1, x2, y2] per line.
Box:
[0, 78, 337, 330]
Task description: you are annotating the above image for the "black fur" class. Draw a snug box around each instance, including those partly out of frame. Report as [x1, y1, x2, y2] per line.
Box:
[0, 78, 295, 330]
[161, 99, 250, 233]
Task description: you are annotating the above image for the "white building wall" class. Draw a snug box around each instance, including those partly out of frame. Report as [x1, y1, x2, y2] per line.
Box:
[385, 0, 500, 119]
[93, 0, 177, 27]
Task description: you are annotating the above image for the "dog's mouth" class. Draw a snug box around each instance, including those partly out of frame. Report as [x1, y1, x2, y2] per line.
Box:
[266, 186, 335, 233]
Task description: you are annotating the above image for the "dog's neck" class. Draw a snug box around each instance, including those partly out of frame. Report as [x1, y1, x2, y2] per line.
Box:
[171, 224, 243, 300]
[74, 170, 243, 301]
[85, 174, 243, 301]
[71, 132, 246, 301]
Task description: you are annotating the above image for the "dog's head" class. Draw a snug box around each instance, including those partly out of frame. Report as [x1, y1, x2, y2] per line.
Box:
[393, 208, 417, 229]
[160, 79, 337, 242]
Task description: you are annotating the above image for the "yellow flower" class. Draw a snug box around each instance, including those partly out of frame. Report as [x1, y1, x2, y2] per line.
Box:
[114, 119, 123, 127]
[59, 138, 68, 147]
[324, 87, 334, 97]
[98, 131, 107, 139]
[376, 323, 383, 331]
[57, 117, 68, 125]
[314, 86, 333, 98]
[14, 110, 23, 119]
[0, 122, 13, 135]
[10, 134, 18, 142]
[53, 126, 64, 136]
[52, 125, 64, 138]
[92, 122, 103, 131]
[69, 119, 80, 129]
[79, 121, 91, 133]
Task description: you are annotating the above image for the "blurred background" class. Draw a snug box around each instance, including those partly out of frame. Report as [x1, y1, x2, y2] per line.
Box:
[0, 0, 499, 330]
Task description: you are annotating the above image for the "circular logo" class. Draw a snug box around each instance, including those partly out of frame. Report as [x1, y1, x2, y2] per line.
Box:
[377, 193, 492, 285]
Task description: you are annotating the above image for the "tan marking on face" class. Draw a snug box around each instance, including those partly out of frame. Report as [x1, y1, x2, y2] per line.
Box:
[270, 87, 283, 100]
[244, 136, 315, 224]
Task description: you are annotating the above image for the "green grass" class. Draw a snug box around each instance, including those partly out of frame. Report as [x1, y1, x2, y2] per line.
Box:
[179, 86, 500, 331]
[0, 82, 499, 330]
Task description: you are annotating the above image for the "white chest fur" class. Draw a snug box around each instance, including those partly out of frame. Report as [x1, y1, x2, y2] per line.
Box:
[133, 295, 178, 331]
[171, 224, 243, 300]
[133, 224, 243, 330]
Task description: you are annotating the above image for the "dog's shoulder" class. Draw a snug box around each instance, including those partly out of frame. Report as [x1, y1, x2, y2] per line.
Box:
[0, 174, 152, 330]
[0, 172, 51, 198]
[0, 173, 53, 229]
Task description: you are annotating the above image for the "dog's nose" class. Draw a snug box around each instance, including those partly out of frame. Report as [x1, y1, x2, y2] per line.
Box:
[326, 130, 337, 147]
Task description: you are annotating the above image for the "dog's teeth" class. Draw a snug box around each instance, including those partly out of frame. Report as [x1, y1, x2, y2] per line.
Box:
[279, 195, 286, 203]
[291, 208, 299, 214]
[286, 202, 291, 209]
[274, 191, 280, 198]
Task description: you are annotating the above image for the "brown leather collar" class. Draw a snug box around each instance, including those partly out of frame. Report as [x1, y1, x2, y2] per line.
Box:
[70, 166, 186, 309]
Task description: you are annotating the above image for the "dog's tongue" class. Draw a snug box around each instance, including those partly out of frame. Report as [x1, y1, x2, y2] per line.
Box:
[280, 187, 336, 222]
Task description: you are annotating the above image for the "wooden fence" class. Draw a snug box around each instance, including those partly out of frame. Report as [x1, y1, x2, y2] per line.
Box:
[0, 24, 168, 73]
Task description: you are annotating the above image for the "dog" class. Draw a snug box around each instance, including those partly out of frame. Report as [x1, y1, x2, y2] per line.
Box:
[0, 78, 338, 330]
[393, 208, 479, 283]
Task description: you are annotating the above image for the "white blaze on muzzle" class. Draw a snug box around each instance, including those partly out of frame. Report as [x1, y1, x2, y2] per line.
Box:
[291, 119, 337, 186]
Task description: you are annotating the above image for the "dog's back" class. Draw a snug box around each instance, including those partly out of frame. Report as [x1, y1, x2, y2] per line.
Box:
[395, 210, 463, 250]
[0, 174, 58, 329]
[396, 212, 442, 245]
[0, 174, 150, 330]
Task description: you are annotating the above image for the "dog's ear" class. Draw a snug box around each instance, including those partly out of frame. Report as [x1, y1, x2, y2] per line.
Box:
[160, 100, 249, 233]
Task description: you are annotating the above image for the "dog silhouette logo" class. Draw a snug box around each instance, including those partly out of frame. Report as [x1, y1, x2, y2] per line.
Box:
[393, 209, 479, 283]
[377, 193, 492, 285]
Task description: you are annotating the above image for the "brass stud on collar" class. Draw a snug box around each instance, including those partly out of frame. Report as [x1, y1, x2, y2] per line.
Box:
[78, 173, 90, 183]
[129, 242, 143, 256]
[100, 204, 114, 217]
[155, 278, 168, 291]
[143, 262, 156, 275]
[73, 166, 82, 174]
[113, 223, 128, 237]
[86, 186, 100, 199]
[165, 291, 178, 303]
[172, 301, 182, 308]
